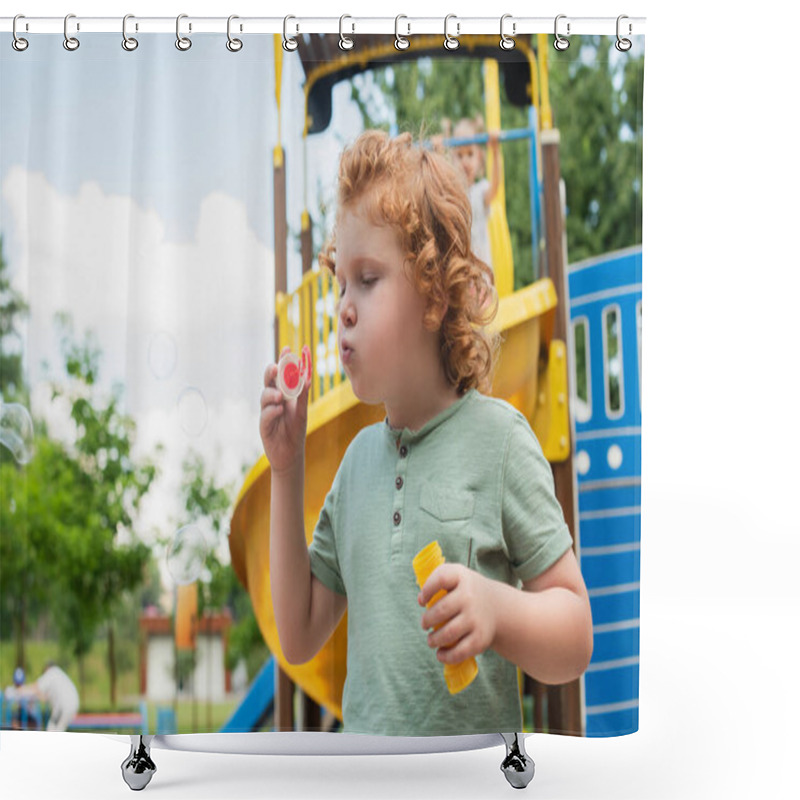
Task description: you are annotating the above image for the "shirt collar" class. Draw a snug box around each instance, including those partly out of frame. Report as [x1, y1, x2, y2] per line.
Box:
[383, 388, 476, 447]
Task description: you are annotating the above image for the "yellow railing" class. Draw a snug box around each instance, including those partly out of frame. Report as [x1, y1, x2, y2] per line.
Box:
[275, 267, 343, 406]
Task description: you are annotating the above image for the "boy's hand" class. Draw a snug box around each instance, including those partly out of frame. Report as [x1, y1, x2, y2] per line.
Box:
[488, 130, 500, 149]
[418, 564, 497, 664]
[259, 345, 312, 475]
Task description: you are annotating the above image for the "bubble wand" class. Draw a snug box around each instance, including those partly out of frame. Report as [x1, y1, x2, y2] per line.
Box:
[276, 345, 312, 399]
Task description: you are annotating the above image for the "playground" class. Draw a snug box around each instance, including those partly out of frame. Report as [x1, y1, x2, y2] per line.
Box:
[2, 31, 641, 740]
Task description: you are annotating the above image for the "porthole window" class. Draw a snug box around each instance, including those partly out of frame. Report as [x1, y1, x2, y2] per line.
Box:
[602, 305, 624, 419]
[570, 316, 592, 423]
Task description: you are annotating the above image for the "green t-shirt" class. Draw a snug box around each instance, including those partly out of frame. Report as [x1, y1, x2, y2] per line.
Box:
[308, 387, 573, 736]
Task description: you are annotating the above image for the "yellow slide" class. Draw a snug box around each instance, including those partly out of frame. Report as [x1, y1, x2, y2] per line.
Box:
[228, 275, 565, 722]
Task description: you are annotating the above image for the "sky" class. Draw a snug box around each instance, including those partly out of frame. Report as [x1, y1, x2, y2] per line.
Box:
[0, 33, 365, 569]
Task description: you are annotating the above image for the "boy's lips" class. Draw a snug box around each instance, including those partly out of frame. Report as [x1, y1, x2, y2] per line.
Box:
[341, 340, 354, 363]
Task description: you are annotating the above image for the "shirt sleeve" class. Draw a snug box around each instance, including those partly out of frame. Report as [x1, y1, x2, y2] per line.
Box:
[308, 466, 347, 597]
[501, 413, 574, 582]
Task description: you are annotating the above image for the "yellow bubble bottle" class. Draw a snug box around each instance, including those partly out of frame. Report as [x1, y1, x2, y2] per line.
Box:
[412, 540, 479, 694]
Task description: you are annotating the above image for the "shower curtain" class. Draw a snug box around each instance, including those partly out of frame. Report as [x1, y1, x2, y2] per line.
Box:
[0, 23, 643, 746]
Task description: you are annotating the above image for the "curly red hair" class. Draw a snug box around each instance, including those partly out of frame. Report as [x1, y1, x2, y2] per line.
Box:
[318, 128, 501, 396]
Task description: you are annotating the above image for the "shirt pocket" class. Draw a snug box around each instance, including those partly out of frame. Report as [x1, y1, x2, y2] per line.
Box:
[416, 482, 475, 568]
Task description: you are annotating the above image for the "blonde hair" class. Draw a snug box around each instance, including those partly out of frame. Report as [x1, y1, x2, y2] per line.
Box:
[318, 128, 501, 396]
[452, 115, 487, 179]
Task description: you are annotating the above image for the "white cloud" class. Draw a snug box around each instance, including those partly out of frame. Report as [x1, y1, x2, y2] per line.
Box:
[4, 168, 273, 570]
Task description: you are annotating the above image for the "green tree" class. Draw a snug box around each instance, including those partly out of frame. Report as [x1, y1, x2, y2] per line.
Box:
[0, 436, 85, 668]
[0, 236, 29, 403]
[178, 452, 268, 680]
[345, 36, 643, 279]
[0, 236, 34, 663]
[47, 314, 160, 706]
[548, 36, 644, 262]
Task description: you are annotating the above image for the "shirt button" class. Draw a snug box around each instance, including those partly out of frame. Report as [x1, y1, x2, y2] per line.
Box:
[393, 511, 401, 526]
[395, 476, 403, 490]
[399, 445, 408, 458]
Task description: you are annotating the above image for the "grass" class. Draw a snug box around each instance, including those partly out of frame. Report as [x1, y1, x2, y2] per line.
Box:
[1, 638, 139, 712]
[1, 639, 242, 733]
[143, 699, 242, 734]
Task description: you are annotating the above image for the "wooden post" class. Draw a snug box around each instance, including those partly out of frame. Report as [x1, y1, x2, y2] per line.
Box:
[301, 693, 322, 731]
[537, 126, 583, 737]
[300, 210, 313, 276]
[274, 145, 288, 361]
[271, 143, 298, 731]
[275, 668, 295, 732]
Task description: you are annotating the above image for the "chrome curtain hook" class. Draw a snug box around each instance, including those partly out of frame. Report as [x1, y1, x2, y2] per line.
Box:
[394, 15, 410, 51]
[227, 15, 243, 52]
[444, 14, 460, 51]
[12, 14, 29, 52]
[122, 14, 139, 51]
[176, 13, 192, 51]
[339, 15, 354, 50]
[499, 14, 516, 50]
[283, 15, 298, 51]
[63, 13, 80, 51]
[615, 15, 632, 52]
[554, 14, 570, 51]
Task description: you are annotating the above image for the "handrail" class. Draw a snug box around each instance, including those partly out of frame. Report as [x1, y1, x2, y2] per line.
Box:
[433, 126, 534, 148]
[275, 268, 342, 405]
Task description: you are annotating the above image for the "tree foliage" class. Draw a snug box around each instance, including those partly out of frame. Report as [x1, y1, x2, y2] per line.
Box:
[46, 316, 159, 666]
[0, 236, 28, 403]
[344, 36, 643, 276]
[549, 37, 644, 262]
[1, 304, 161, 704]
[177, 452, 268, 677]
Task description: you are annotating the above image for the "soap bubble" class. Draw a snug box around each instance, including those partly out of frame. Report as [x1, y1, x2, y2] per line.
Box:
[0, 402, 35, 464]
[178, 387, 207, 437]
[167, 524, 209, 585]
[148, 331, 177, 379]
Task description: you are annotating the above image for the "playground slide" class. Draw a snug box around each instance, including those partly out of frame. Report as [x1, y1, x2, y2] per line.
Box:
[228, 277, 564, 721]
[220, 657, 276, 733]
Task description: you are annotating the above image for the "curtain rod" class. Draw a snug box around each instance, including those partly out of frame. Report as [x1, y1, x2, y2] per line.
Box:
[0, 16, 646, 37]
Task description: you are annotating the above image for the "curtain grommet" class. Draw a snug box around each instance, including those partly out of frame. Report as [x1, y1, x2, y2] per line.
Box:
[499, 14, 516, 50]
[12, 15, 29, 51]
[444, 14, 459, 51]
[122, 14, 139, 51]
[554, 14, 570, 51]
[176, 14, 192, 51]
[283, 15, 298, 51]
[615, 15, 633, 52]
[394, 15, 410, 51]
[339, 15, 355, 51]
[226, 15, 243, 52]
[63, 13, 80, 51]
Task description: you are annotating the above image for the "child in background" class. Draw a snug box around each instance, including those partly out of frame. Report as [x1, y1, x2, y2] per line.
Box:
[259, 129, 592, 737]
[440, 115, 501, 272]
[11, 662, 79, 731]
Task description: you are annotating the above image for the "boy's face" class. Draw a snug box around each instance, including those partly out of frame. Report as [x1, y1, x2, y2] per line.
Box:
[334, 201, 435, 406]
[455, 144, 481, 184]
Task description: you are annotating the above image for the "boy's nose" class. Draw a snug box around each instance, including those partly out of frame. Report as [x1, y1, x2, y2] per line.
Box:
[339, 297, 356, 326]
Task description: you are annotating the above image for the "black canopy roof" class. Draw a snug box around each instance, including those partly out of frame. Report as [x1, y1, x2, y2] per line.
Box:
[294, 34, 538, 134]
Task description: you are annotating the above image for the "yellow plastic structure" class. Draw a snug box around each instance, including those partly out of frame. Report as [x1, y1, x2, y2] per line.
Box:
[412, 541, 479, 695]
[484, 57, 515, 300]
[229, 41, 569, 724]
